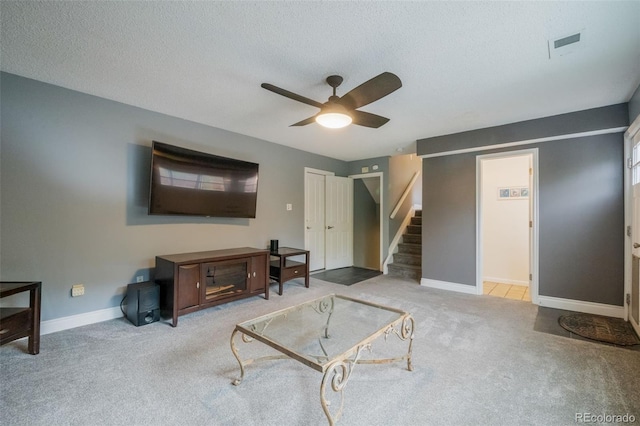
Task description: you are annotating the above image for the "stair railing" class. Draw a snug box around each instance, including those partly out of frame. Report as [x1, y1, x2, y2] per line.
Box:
[390, 171, 420, 219]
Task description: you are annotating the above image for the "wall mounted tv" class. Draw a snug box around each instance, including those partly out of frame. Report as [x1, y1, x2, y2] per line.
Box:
[148, 141, 259, 218]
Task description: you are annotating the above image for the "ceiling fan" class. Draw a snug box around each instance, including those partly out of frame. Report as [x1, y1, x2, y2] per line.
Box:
[261, 72, 402, 129]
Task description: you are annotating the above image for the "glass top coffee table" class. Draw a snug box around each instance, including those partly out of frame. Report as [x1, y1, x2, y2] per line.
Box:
[230, 294, 415, 425]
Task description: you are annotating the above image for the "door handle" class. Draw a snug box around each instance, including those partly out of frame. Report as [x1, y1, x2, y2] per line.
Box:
[306, 226, 311, 229]
[327, 226, 334, 229]
[634, 243, 640, 248]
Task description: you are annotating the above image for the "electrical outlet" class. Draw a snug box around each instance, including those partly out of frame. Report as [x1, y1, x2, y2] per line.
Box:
[71, 284, 85, 297]
[286, 203, 292, 211]
[136, 275, 144, 283]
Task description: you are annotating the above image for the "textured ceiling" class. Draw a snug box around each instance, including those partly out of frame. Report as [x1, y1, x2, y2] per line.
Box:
[1, 1, 639, 161]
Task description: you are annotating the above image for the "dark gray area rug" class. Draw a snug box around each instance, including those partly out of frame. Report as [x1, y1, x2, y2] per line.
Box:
[558, 313, 640, 346]
[311, 266, 382, 285]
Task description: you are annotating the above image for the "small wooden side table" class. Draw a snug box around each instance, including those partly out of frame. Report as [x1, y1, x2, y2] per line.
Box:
[269, 247, 310, 295]
[0, 281, 42, 354]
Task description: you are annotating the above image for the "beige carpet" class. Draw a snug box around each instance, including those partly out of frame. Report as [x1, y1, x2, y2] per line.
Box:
[1, 275, 639, 425]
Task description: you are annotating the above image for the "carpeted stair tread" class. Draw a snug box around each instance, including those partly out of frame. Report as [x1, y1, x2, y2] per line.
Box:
[402, 234, 421, 244]
[406, 225, 421, 234]
[388, 210, 422, 281]
[398, 243, 421, 255]
[392, 252, 421, 266]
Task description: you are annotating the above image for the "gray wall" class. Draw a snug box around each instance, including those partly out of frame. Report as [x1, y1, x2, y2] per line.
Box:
[353, 179, 379, 269]
[0, 72, 348, 321]
[418, 104, 628, 156]
[419, 104, 628, 306]
[538, 134, 623, 304]
[422, 154, 477, 286]
[348, 157, 390, 261]
[388, 154, 422, 239]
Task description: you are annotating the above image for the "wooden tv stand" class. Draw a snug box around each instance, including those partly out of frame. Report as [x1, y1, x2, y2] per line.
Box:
[0, 281, 41, 354]
[155, 247, 269, 327]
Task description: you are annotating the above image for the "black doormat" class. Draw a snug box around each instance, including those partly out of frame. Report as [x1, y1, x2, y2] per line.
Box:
[311, 267, 382, 286]
[558, 313, 640, 346]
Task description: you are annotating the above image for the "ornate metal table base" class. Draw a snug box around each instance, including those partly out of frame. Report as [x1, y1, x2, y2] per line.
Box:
[230, 298, 415, 425]
[319, 315, 414, 425]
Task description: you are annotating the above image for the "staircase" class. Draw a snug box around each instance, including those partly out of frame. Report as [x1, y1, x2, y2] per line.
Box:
[388, 210, 421, 281]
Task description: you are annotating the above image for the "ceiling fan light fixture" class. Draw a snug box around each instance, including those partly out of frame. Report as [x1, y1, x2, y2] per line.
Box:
[316, 111, 352, 129]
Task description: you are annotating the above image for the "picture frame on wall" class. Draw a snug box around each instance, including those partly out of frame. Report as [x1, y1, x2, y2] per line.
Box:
[498, 187, 529, 200]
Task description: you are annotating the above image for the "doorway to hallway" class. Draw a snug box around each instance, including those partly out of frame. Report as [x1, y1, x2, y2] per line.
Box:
[477, 149, 539, 303]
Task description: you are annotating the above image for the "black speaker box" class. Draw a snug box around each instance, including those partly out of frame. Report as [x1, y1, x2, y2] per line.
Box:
[126, 281, 160, 326]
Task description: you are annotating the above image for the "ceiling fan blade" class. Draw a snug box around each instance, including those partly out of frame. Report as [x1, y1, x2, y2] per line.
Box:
[290, 115, 317, 127]
[338, 72, 402, 110]
[351, 110, 390, 128]
[261, 83, 325, 109]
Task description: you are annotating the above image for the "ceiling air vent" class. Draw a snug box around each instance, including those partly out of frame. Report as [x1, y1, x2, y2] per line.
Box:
[548, 30, 585, 59]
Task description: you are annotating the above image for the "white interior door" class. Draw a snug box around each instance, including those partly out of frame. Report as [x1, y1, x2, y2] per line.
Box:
[325, 175, 353, 270]
[305, 171, 326, 271]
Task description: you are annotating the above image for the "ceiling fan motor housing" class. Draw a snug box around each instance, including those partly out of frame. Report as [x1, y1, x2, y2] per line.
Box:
[326, 75, 343, 89]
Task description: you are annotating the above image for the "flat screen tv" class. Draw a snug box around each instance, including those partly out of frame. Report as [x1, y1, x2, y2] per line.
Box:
[148, 141, 259, 218]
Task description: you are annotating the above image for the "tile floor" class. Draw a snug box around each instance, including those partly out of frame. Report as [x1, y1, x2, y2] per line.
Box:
[483, 281, 531, 301]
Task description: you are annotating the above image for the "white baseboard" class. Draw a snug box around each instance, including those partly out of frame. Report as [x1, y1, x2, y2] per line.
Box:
[537, 295, 625, 319]
[483, 277, 529, 287]
[36, 293, 627, 336]
[420, 278, 477, 295]
[421, 280, 625, 319]
[41, 306, 123, 335]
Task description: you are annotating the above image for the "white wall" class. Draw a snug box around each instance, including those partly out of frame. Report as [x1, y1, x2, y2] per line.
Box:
[482, 155, 530, 285]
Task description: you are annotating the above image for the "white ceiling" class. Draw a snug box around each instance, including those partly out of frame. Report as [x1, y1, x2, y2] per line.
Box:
[1, 1, 639, 161]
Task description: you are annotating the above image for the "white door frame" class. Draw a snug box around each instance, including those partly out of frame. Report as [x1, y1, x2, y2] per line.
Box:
[624, 122, 631, 323]
[476, 148, 539, 304]
[349, 172, 384, 271]
[624, 115, 640, 334]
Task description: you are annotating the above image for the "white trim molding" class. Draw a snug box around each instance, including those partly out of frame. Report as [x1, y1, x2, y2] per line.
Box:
[303, 167, 335, 177]
[421, 279, 625, 318]
[41, 306, 123, 335]
[537, 295, 625, 319]
[421, 278, 478, 295]
[476, 148, 539, 302]
[420, 127, 628, 159]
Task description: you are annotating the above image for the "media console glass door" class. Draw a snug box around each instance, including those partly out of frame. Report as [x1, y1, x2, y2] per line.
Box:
[201, 259, 248, 302]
